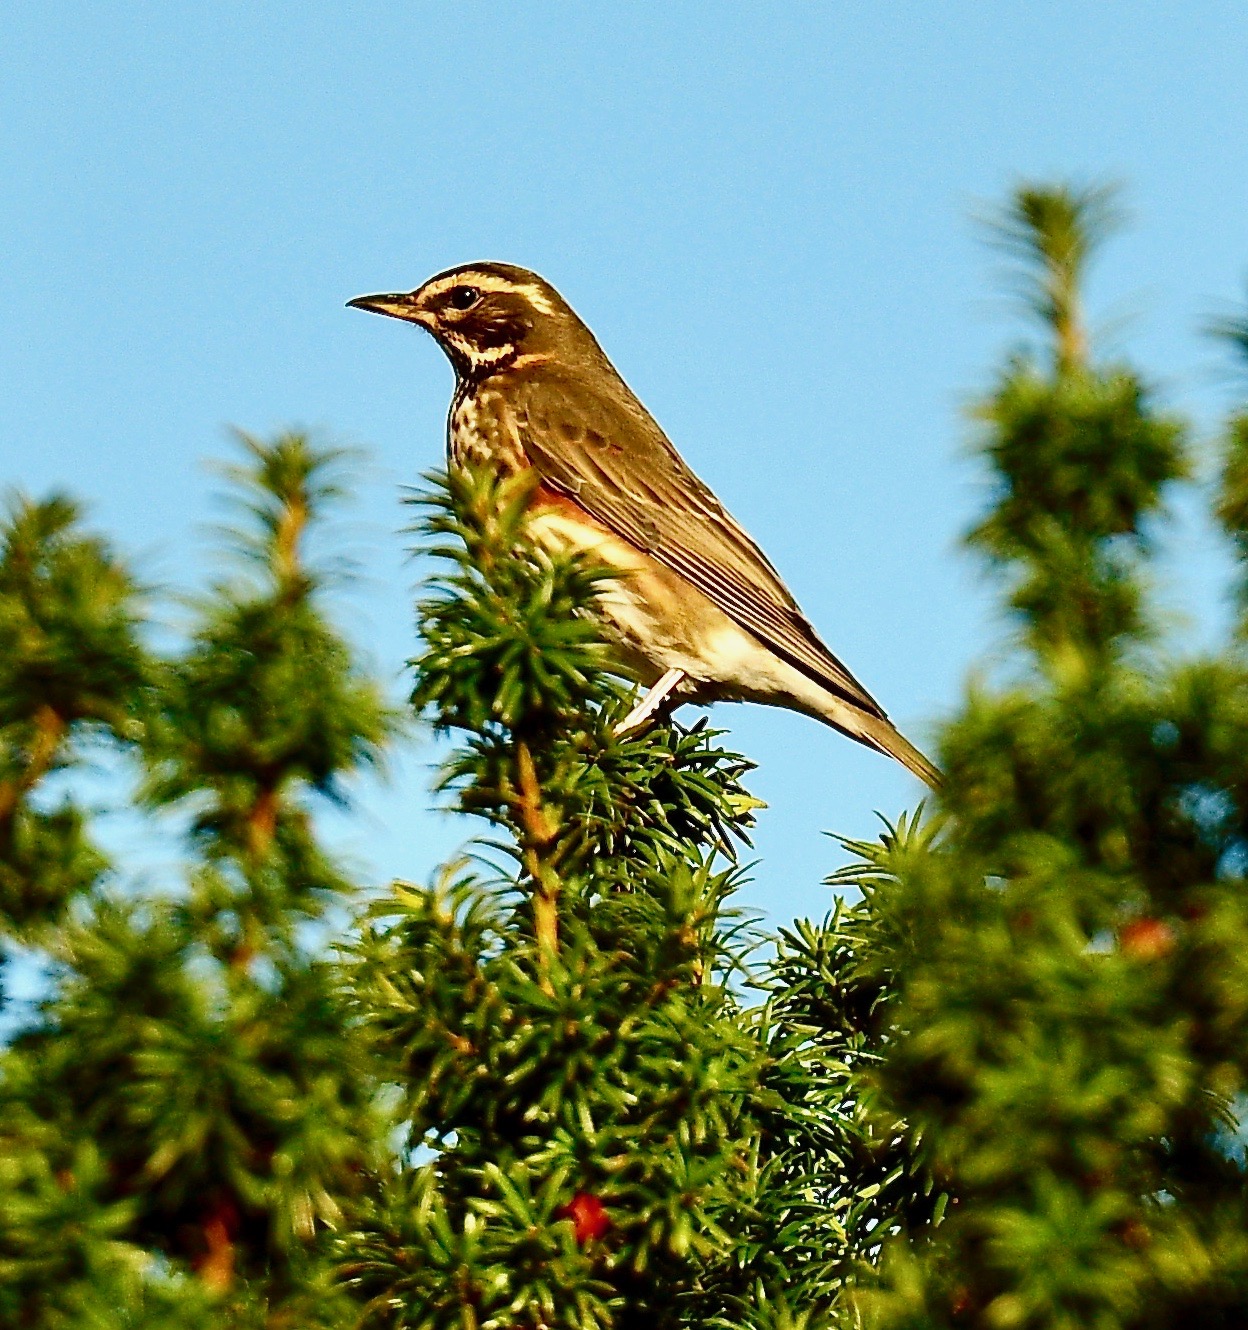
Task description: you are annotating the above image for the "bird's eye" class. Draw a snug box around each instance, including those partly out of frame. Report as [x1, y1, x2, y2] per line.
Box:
[448, 285, 481, 311]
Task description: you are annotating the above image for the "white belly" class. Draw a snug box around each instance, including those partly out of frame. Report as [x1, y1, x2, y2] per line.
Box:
[524, 507, 834, 717]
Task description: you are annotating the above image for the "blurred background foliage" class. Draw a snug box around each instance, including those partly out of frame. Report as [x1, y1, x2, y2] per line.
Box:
[2, 185, 1248, 1328]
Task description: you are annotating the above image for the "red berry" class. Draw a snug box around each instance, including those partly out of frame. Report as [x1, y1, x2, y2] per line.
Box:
[1119, 917, 1176, 960]
[560, 1191, 610, 1244]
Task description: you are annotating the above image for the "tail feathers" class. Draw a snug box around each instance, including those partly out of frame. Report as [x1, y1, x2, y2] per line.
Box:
[818, 702, 942, 789]
[876, 725, 941, 789]
[857, 715, 941, 789]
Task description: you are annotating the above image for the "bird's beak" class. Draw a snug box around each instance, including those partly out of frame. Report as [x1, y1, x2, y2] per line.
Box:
[346, 291, 432, 326]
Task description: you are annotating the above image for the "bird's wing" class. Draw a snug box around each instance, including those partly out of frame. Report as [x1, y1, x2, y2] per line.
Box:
[509, 367, 887, 719]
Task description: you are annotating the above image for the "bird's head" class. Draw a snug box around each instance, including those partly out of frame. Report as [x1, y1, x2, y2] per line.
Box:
[348, 262, 587, 378]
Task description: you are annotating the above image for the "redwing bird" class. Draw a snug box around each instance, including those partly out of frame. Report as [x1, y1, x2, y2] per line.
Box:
[349, 263, 939, 787]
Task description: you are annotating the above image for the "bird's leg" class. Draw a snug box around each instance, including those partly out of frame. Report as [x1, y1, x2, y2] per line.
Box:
[613, 668, 686, 736]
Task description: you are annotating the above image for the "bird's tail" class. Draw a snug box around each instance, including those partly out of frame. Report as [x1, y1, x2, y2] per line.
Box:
[812, 695, 942, 789]
[865, 719, 942, 790]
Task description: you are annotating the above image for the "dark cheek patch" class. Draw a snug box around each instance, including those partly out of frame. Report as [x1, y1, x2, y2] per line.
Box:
[485, 313, 528, 348]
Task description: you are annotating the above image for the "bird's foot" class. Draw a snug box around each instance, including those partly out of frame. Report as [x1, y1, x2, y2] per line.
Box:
[613, 668, 686, 736]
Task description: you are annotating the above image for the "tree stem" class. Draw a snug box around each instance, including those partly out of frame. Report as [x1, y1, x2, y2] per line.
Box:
[0, 704, 65, 823]
[1053, 278, 1087, 375]
[194, 1195, 239, 1294]
[515, 739, 560, 974]
[274, 492, 307, 591]
[246, 785, 279, 856]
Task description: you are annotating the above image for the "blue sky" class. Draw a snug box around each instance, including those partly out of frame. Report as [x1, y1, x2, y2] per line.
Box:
[4, 4, 1248, 926]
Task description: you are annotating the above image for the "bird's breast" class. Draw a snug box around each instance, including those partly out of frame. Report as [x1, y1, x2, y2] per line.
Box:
[448, 384, 528, 475]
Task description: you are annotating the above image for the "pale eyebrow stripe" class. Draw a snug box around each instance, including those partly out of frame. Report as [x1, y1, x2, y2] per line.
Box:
[512, 283, 556, 315]
[422, 272, 557, 315]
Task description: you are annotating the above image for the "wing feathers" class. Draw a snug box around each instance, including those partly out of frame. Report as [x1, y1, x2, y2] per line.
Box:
[511, 369, 887, 721]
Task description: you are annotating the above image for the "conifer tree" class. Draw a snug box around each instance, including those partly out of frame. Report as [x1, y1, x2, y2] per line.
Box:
[332, 475, 934, 1330]
[338, 467, 774, 1329]
[0, 434, 397, 1327]
[839, 186, 1248, 1329]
